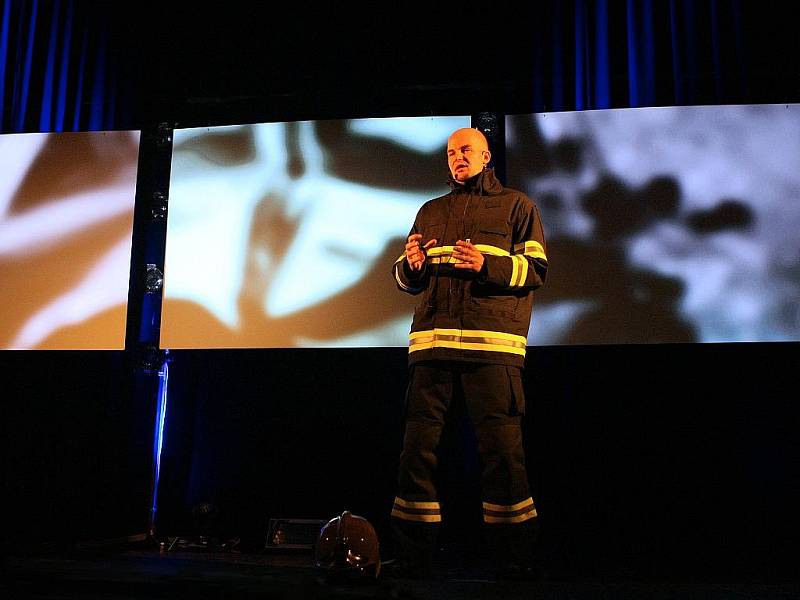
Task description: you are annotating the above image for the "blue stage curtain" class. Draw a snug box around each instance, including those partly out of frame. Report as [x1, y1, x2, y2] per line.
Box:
[0, 0, 779, 131]
[0, 0, 133, 133]
[532, 0, 749, 111]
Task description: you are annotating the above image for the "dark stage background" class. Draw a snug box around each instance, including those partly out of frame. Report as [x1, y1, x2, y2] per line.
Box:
[152, 343, 799, 580]
[4, 351, 157, 550]
[3, 0, 800, 583]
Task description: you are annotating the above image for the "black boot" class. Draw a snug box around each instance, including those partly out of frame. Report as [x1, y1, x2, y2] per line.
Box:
[485, 518, 545, 581]
[384, 518, 438, 579]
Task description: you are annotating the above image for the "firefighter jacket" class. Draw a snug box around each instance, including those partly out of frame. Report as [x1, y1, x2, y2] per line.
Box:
[393, 168, 547, 367]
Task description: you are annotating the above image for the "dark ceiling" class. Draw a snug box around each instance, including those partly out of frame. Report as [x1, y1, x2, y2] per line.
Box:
[117, 3, 800, 127]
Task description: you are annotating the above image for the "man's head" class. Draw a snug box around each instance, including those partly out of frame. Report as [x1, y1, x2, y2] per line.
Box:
[447, 128, 491, 182]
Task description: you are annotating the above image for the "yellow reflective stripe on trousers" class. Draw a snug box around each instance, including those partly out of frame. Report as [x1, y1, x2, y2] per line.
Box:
[391, 497, 442, 523]
[483, 508, 538, 524]
[483, 498, 535, 512]
[390, 509, 442, 522]
[409, 329, 527, 357]
[482, 497, 538, 524]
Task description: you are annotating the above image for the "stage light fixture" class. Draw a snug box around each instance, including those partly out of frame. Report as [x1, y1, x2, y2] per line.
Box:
[151, 191, 167, 221]
[145, 264, 164, 293]
[156, 122, 173, 147]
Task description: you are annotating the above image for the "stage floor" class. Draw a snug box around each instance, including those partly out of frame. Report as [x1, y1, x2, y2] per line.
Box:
[3, 547, 799, 599]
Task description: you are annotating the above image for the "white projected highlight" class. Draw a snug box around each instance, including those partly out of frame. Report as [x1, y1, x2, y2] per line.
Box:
[348, 117, 466, 152]
[266, 177, 424, 317]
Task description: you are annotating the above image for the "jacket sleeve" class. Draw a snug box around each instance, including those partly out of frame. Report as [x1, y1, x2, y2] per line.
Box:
[392, 222, 429, 295]
[478, 194, 548, 290]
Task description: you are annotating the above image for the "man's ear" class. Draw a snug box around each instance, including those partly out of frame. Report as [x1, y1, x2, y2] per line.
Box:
[482, 150, 492, 166]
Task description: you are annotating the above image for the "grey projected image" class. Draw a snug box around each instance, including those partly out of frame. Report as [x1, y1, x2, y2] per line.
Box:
[161, 116, 470, 348]
[508, 104, 800, 344]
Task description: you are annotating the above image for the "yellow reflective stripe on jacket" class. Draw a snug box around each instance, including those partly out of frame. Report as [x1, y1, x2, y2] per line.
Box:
[404, 243, 539, 287]
[393, 257, 424, 292]
[506, 252, 533, 287]
[473, 244, 509, 256]
[410, 328, 527, 343]
[427, 244, 509, 257]
[510, 254, 529, 287]
[518, 254, 529, 286]
[513, 240, 547, 261]
[395, 243, 509, 265]
[427, 246, 459, 265]
[426, 244, 510, 265]
[482, 497, 538, 524]
[426, 246, 456, 258]
[409, 329, 527, 356]
[510, 253, 519, 285]
[508, 240, 544, 286]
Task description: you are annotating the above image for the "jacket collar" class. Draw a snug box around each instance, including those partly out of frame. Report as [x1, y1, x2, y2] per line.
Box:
[447, 167, 504, 196]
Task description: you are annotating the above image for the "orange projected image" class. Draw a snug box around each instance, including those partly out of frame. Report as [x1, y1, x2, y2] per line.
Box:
[0, 131, 140, 350]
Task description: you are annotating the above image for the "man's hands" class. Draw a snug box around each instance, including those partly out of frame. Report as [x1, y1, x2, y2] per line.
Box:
[452, 240, 484, 273]
[405, 236, 484, 273]
[406, 234, 437, 271]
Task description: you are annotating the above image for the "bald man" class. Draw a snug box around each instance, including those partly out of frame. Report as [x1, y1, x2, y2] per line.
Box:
[389, 127, 549, 579]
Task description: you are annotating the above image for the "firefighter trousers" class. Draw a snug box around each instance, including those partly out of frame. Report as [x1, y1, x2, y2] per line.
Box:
[390, 361, 539, 568]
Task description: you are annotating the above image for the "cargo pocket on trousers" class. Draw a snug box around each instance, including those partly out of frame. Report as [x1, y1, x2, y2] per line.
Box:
[507, 366, 525, 416]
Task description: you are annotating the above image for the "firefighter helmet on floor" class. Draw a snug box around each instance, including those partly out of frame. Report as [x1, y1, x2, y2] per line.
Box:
[315, 510, 381, 579]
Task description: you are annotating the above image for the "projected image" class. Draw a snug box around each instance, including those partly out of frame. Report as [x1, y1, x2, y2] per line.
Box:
[161, 116, 470, 348]
[508, 104, 800, 344]
[0, 131, 140, 350]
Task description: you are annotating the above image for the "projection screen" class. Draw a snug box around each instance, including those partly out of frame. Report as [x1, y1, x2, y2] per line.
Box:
[507, 104, 800, 344]
[161, 116, 470, 348]
[161, 106, 800, 348]
[0, 131, 140, 350]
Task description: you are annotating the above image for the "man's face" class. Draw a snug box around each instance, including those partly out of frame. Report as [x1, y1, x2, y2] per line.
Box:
[447, 128, 490, 182]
